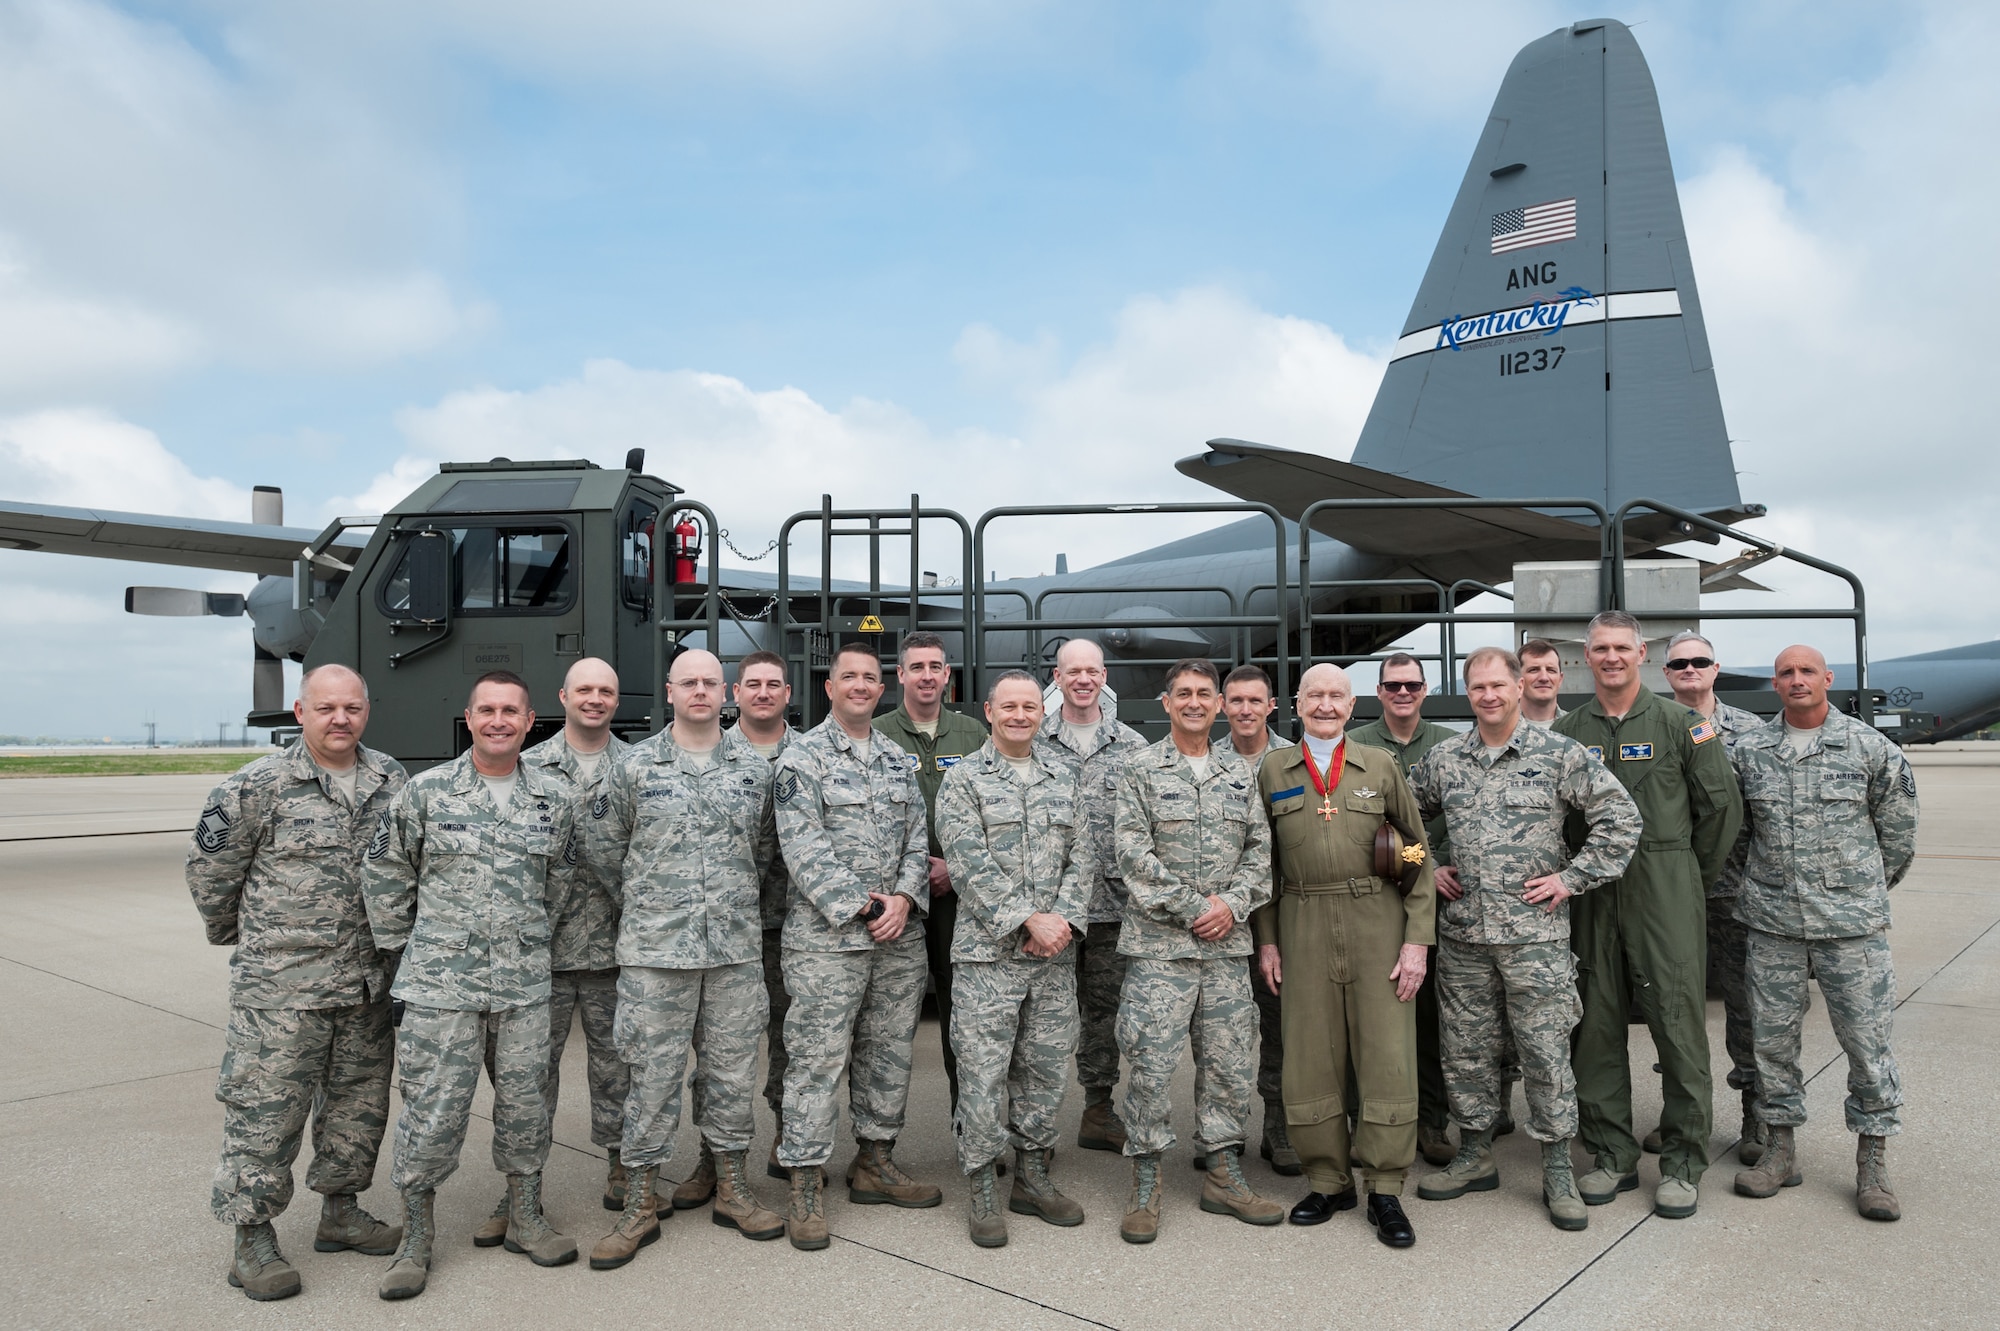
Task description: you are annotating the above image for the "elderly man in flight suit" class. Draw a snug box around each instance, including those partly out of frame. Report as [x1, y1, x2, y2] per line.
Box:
[1255, 662, 1434, 1248]
[188, 664, 407, 1301]
[1731, 646, 1919, 1222]
[1410, 647, 1640, 1232]
[1113, 658, 1278, 1243]
[935, 669, 1092, 1247]
[363, 670, 582, 1299]
[1554, 612, 1742, 1219]
[585, 649, 786, 1271]
[773, 641, 939, 1250]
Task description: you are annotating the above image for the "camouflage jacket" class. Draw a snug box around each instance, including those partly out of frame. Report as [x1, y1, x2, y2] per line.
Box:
[934, 739, 1092, 963]
[1211, 728, 1294, 769]
[1113, 738, 1273, 959]
[186, 742, 407, 1010]
[522, 729, 629, 971]
[774, 719, 930, 953]
[362, 751, 580, 1011]
[743, 725, 801, 931]
[587, 728, 776, 970]
[1038, 705, 1151, 925]
[1700, 700, 1764, 898]
[1731, 709, 1919, 939]
[1411, 720, 1641, 945]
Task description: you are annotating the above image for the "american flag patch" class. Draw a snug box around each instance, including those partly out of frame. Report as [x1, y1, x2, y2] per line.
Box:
[1689, 720, 1718, 744]
[1492, 198, 1577, 254]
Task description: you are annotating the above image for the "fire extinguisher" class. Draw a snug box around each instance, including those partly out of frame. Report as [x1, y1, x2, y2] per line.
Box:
[672, 512, 701, 584]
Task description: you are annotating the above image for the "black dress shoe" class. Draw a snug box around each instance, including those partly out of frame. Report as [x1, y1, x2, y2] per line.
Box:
[1287, 1189, 1358, 1225]
[1366, 1193, 1415, 1247]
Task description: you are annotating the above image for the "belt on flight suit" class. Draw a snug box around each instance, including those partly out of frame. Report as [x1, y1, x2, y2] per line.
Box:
[1280, 875, 1388, 897]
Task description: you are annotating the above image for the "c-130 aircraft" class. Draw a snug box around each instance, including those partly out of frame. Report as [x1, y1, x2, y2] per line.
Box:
[2, 18, 1991, 763]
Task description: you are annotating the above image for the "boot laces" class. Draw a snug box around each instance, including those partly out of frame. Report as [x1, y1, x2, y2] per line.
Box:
[1133, 1157, 1160, 1208]
[1450, 1137, 1488, 1172]
[243, 1223, 283, 1269]
[972, 1166, 999, 1216]
[1022, 1149, 1052, 1191]
[512, 1174, 556, 1243]
[1220, 1148, 1252, 1193]
[396, 1197, 430, 1259]
[796, 1169, 823, 1215]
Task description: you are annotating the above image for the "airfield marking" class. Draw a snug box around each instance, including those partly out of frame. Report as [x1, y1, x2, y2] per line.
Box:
[0, 951, 221, 1035]
[0, 827, 193, 843]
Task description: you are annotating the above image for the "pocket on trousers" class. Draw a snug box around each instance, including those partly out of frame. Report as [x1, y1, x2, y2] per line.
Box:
[1285, 1091, 1344, 1127]
[1361, 1097, 1417, 1127]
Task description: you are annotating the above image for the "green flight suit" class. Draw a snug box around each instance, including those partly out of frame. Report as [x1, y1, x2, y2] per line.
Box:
[1347, 718, 1458, 1133]
[875, 703, 990, 1109]
[1253, 741, 1436, 1196]
[1555, 689, 1743, 1184]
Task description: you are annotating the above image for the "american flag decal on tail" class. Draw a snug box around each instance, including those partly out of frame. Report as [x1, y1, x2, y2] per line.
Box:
[1492, 198, 1577, 254]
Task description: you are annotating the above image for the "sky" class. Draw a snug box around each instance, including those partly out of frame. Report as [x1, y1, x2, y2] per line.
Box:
[0, 0, 1991, 739]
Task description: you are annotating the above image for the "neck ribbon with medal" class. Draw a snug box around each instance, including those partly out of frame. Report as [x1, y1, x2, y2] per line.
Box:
[1300, 738, 1346, 821]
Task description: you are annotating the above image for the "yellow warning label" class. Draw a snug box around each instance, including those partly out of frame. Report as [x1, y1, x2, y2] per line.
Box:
[858, 615, 885, 633]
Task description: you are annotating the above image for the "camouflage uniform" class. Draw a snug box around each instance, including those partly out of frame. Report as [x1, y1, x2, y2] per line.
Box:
[188, 743, 407, 1224]
[1211, 728, 1294, 1106]
[1113, 739, 1273, 1156]
[585, 728, 776, 1167]
[1411, 723, 1641, 1141]
[511, 731, 630, 1148]
[1699, 700, 1765, 1100]
[772, 721, 930, 1169]
[362, 752, 579, 1193]
[1732, 711, 1918, 1134]
[1038, 706, 1150, 1099]
[935, 739, 1091, 1173]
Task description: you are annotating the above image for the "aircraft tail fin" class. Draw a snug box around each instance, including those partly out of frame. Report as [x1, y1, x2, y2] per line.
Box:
[1349, 19, 1746, 521]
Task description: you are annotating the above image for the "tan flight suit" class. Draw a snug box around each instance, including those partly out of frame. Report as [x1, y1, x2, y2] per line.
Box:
[1253, 742, 1436, 1196]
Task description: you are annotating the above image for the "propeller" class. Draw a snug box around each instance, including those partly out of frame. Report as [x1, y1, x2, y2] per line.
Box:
[125, 486, 287, 717]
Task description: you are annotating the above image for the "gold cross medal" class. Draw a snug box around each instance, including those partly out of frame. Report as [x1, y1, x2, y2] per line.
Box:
[1318, 795, 1337, 821]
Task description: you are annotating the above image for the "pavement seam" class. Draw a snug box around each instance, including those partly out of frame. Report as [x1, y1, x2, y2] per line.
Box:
[1515, 908, 2000, 1327]
[0, 951, 221, 1032]
[2, 1063, 215, 1107]
[825, 1233, 1121, 1328]
[0, 827, 193, 843]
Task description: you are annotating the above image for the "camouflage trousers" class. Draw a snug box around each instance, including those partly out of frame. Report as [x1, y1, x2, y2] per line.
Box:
[1707, 899, 1756, 1094]
[949, 956, 1079, 1173]
[777, 936, 928, 1169]
[1747, 928, 1902, 1135]
[1074, 920, 1127, 1093]
[1438, 937, 1581, 1142]
[616, 961, 769, 1169]
[391, 1003, 551, 1193]
[487, 968, 627, 1148]
[1117, 956, 1254, 1157]
[211, 999, 393, 1224]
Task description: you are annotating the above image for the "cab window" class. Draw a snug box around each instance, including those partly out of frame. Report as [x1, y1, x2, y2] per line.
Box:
[379, 524, 575, 617]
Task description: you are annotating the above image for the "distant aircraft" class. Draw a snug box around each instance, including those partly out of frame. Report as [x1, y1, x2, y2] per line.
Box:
[1, 18, 1990, 751]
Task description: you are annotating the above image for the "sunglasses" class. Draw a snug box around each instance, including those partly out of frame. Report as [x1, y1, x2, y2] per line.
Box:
[1664, 656, 1716, 672]
[1379, 680, 1427, 694]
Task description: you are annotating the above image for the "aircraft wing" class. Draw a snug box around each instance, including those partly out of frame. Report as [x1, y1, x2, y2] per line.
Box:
[0, 501, 366, 578]
[1176, 438, 1605, 558]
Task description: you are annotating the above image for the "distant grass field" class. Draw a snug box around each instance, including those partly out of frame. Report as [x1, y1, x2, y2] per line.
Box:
[0, 752, 267, 778]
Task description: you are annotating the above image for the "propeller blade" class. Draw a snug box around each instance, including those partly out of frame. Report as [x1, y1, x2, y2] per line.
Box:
[124, 587, 247, 617]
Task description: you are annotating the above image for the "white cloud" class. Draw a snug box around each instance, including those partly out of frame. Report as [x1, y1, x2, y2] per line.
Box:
[1289, 1, 1572, 120]
[0, 408, 248, 517]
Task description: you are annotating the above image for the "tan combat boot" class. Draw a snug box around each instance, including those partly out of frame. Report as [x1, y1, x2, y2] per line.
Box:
[1200, 1147, 1284, 1225]
[967, 1161, 1007, 1248]
[377, 1190, 433, 1301]
[589, 1165, 661, 1270]
[603, 1147, 628, 1211]
[1738, 1092, 1768, 1166]
[1261, 1101, 1302, 1176]
[1542, 1139, 1587, 1231]
[713, 1150, 787, 1240]
[1077, 1090, 1127, 1152]
[1734, 1124, 1803, 1198]
[787, 1166, 829, 1251]
[1418, 1127, 1499, 1200]
[503, 1171, 578, 1267]
[1010, 1147, 1084, 1226]
[672, 1141, 717, 1211]
[1856, 1134, 1900, 1221]
[315, 1193, 401, 1254]
[849, 1138, 942, 1208]
[227, 1222, 301, 1302]
[472, 1192, 509, 1247]
[1417, 1122, 1455, 1167]
[1120, 1154, 1163, 1244]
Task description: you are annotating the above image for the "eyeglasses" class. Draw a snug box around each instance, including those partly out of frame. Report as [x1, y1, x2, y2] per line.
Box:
[1664, 656, 1716, 672]
[1379, 680, 1427, 695]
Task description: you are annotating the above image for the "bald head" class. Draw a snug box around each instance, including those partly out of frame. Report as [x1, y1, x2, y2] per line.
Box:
[299, 663, 367, 704]
[1056, 638, 1105, 671]
[1295, 662, 1355, 741]
[294, 663, 369, 767]
[668, 648, 726, 734]
[558, 655, 620, 747]
[669, 649, 722, 684]
[1773, 644, 1827, 675]
[1054, 637, 1108, 721]
[1772, 643, 1833, 726]
[1297, 662, 1352, 696]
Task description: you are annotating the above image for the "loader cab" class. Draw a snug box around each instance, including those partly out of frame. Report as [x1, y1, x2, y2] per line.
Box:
[308, 458, 680, 770]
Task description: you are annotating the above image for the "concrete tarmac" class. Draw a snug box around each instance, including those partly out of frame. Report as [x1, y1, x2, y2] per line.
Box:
[1, 757, 1994, 1330]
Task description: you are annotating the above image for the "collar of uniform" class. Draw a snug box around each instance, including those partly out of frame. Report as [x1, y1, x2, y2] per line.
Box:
[1581, 686, 1664, 723]
[822, 718, 883, 761]
[443, 750, 487, 795]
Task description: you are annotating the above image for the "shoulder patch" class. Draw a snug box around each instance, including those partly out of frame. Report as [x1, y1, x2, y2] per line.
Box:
[1618, 742, 1655, 761]
[365, 815, 391, 861]
[1899, 761, 1916, 799]
[775, 769, 800, 806]
[901, 752, 921, 772]
[1586, 746, 1605, 762]
[935, 754, 962, 771]
[1689, 720, 1717, 744]
[1268, 785, 1305, 804]
[193, 801, 232, 855]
